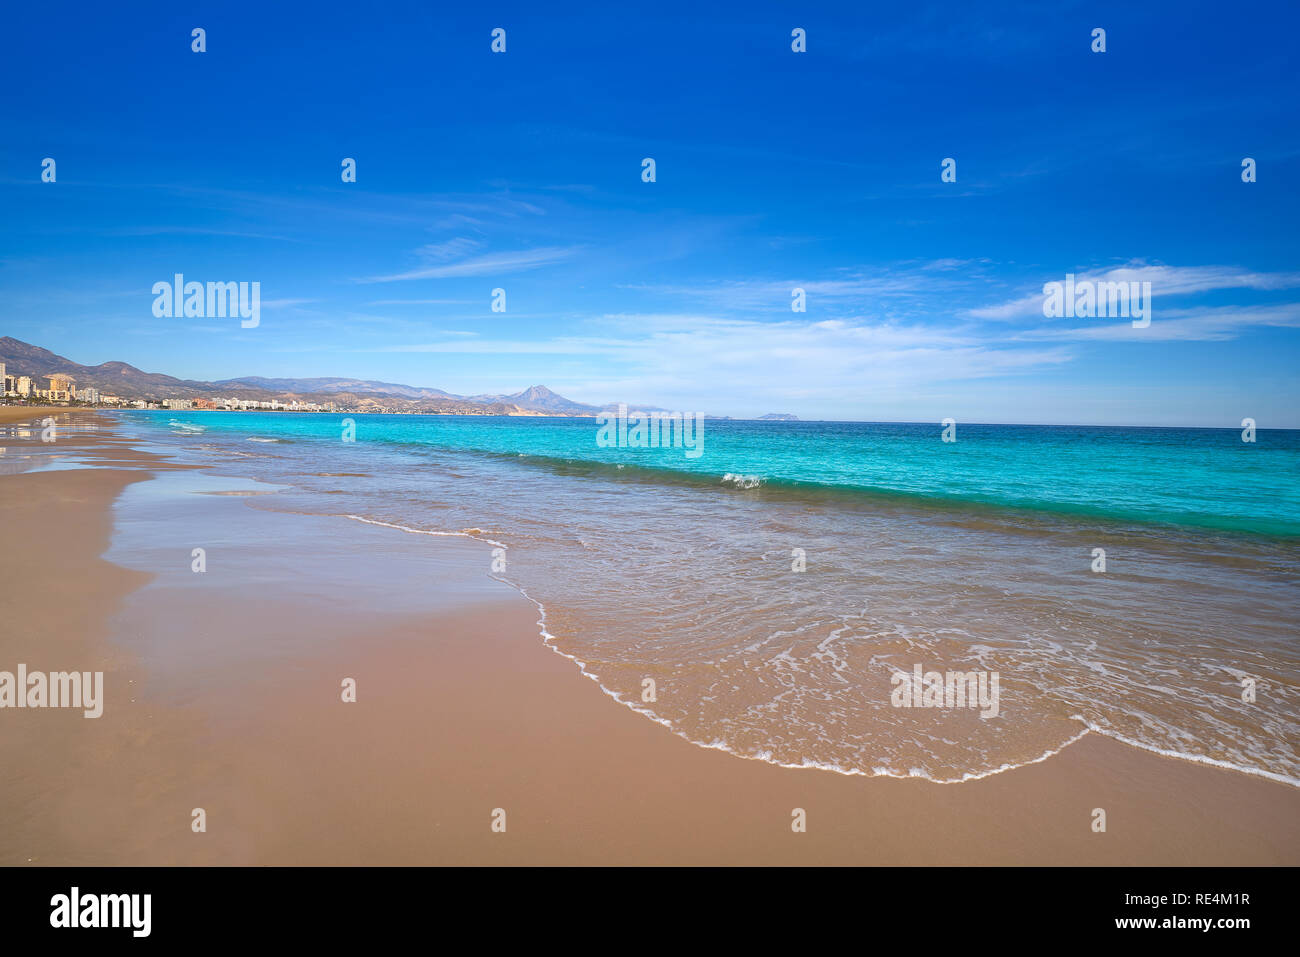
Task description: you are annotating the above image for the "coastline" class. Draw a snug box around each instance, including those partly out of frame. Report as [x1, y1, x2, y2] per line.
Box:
[2, 414, 1296, 865]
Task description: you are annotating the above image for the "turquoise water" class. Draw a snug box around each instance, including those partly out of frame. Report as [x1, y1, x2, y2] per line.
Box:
[131, 412, 1300, 537]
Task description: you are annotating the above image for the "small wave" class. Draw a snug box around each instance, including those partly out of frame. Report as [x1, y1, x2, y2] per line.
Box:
[722, 473, 765, 489]
[342, 511, 1300, 790]
[195, 489, 279, 496]
[340, 509, 1091, 786]
[1069, 716, 1300, 788]
[342, 514, 509, 550]
[247, 437, 281, 443]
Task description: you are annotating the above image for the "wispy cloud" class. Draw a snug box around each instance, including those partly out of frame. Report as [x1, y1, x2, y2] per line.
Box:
[105, 225, 302, 242]
[261, 298, 319, 309]
[1018, 304, 1300, 342]
[360, 245, 581, 283]
[369, 313, 1073, 407]
[415, 237, 484, 262]
[624, 262, 978, 313]
[366, 298, 476, 306]
[970, 263, 1300, 321]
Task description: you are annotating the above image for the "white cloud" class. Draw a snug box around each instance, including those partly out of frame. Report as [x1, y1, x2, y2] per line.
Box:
[260, 298, 318, 308]
[1018, 304, 1300, 342]
[360, 245, 581, 282]
[366, 299, 475, 306]
[371, 314, 1073, 408]
[970, 263, 1300, 321]
[414, 237, 485, 262]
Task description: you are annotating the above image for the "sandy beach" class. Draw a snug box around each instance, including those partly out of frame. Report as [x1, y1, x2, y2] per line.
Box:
[1, 411, 1296, 866]
[0, 406, 84, 425]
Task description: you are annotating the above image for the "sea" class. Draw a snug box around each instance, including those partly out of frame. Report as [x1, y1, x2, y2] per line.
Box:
[114, 411, 1300, 786]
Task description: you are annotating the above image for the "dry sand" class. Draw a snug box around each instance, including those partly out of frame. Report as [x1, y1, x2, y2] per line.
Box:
[1, 417, 1296, 865]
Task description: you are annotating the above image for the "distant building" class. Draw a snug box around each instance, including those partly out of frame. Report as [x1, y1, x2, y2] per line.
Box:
[162, 398, 192, 410]
[16, 376, 32, 397]
[44, 373, 74, 402]
[0, 364, 23, 400]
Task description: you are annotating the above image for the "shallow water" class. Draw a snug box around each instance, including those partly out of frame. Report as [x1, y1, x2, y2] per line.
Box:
[116, 411, 1300, 785]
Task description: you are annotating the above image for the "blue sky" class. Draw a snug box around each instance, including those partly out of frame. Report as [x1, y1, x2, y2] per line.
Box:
[2, 0, 1298, 425]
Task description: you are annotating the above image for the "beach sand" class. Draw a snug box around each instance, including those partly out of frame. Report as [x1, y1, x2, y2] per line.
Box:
[1, 415, 1296, 865]
[0, 406, 92, 425]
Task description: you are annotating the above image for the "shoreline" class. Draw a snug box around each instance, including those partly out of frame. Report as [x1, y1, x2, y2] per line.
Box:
[1, 417, 1296, 864]
[353, 515, 1300, 791]
[0, 406, 104, 425]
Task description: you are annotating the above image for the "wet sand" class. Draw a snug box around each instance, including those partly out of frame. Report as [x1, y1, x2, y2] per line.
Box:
[1, 416, 1296, 865]
[0, 406, 92, 425]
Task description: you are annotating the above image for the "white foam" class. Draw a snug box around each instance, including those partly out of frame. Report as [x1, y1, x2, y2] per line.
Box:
[1068, 716, 1300, 788]
[340, 512, 1300, 790]
[343, 514, 508, 550]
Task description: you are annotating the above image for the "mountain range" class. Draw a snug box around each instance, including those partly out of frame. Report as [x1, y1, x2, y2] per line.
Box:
[0, 337, 603, 415]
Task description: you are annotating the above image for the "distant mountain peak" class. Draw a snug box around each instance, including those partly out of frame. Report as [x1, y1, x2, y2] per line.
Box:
[468, 383, 599, 413]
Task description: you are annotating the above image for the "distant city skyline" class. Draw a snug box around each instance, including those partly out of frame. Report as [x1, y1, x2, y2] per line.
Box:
[1, 1, 1298, 426]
